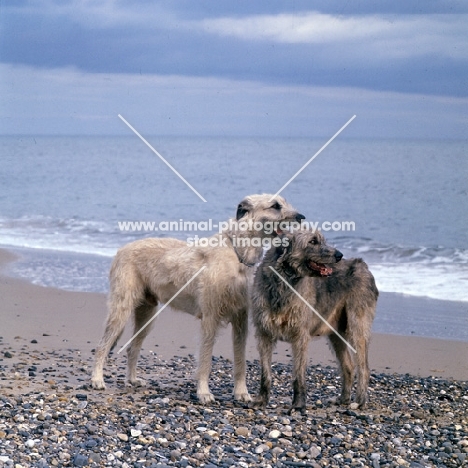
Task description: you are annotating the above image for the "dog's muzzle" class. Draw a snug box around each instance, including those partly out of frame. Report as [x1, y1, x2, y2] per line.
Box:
[308, 250, 343, 276]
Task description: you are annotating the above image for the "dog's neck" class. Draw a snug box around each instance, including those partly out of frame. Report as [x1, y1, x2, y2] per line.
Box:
[222, 228, 265, 268]
[231, 243, 258, 267]
[276, 261, 302, 285]
[261, 250, 303, 313]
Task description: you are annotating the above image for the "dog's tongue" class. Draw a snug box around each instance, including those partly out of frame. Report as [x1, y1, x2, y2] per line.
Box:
[309, 261, 333, 276]
[320, 265, 333, 276]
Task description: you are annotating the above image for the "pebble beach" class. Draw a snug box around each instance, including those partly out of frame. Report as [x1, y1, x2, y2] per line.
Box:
[1, 351, 467, 468]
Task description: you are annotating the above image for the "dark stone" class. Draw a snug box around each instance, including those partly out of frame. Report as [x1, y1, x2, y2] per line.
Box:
[88, 453, 101, 463]
[329, 437, 342, 446]
[85, 438, 98, 448]
[73, 454, 89, 467]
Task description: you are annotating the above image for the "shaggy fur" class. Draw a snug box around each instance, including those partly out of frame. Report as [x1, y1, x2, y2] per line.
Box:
[251, 230, 378, 414]
[91, 194, 304, 403]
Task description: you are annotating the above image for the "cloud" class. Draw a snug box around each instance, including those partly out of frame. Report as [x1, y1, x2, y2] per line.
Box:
[1, 2, 467, 100]
[198, 12, 468, 59]
[23, 3, 468, 61]
[7, 0, 189, 34]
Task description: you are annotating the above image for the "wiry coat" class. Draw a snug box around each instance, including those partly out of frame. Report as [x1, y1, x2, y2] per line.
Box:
[252, 230, 378, 413]
[91, 194, 304, 403]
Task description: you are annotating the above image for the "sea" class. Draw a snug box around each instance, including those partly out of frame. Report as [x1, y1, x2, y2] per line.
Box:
[0, 136, 467, 341]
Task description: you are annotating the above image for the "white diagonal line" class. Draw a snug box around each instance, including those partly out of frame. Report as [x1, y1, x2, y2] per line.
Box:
[268, 266, 357, 353]
[117, 265, 206, 354]
[118, 114, 207, 203]
[269, 115, 356, 201]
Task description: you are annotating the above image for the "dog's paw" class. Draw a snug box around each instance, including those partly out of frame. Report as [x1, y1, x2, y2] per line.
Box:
[353, 394, 368, 409]
[288, 405, 306, 416]
[197, 392, 216, 404]
[249, 398, 267, 410]
[90, 378, 106, 390]
[126, 378, 147, 388]
[335, 396, 351, 406]
[353, 400, 367, 410]
[234, 392, 252, 403]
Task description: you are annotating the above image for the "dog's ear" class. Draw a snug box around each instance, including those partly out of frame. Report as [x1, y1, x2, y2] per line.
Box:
[236, 199, 252, 220]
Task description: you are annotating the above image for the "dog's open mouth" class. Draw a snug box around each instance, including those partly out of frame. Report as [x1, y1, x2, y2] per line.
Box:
[273, 226, 287, 237]
[308, 261, 333, 276]
[274, 223, 294, 236]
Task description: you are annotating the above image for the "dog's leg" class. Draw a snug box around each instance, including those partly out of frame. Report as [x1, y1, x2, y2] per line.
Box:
[290, 336, 308, 415]
[197, 316, 217, 403]
[328, 334, 354, 406]
[91, 295, 134, 390]
[353, 334, 370, 408]
[231, 310, 251, 402]
[126, 303, 157, 387]
[251, 332, 275, 409]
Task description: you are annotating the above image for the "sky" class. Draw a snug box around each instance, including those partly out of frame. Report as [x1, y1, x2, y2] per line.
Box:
[1, 0, 467, 138]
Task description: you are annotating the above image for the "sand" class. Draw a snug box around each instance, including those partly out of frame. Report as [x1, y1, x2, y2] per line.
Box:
[1, 248, 466, 388]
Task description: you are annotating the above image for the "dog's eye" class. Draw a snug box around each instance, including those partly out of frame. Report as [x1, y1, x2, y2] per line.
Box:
[309, 238, 319, 245]
[271, 202, 281, 210]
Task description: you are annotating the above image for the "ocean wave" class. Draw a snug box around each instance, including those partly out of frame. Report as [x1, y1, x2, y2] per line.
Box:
[1, 217, 466, 263]
[370, 263, 468, 303]
[0, 217, 467, 302]
[332, 236, 468, 265]
[0, 216, 126, 257]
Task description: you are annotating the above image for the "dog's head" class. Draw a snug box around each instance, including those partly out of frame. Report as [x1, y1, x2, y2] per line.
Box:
[275, 230, 343, 277]
[235, 194, 305, 238]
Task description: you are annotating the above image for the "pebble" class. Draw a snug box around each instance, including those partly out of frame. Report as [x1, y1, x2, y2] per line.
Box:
[0, 353, 466, 467]
[271, 447, 284, 456]
[308, 444, 322, 458]
[72, 454, 88, 467]
[25, 439, 35, 448]
[235, 426, 250, 437]
[255, 443, 270, 454]
[170, 449, 181, 461]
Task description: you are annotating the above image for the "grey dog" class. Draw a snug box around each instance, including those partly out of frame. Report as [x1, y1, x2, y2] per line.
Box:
[251, 230, 378, 414]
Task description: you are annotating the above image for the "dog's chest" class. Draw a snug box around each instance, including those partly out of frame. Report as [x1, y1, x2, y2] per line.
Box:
[264, 306, 303, 340]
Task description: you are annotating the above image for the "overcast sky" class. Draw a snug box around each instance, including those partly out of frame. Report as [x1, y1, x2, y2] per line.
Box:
[1, 0, 467, 138]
